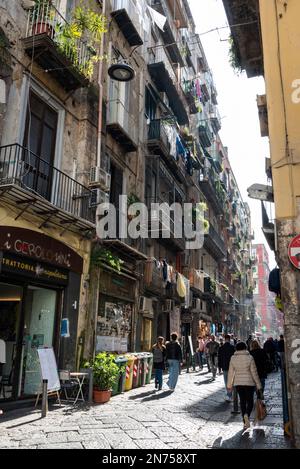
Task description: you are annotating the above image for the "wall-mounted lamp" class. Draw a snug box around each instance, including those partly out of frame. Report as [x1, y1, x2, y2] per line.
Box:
[108, 62, 135, 82]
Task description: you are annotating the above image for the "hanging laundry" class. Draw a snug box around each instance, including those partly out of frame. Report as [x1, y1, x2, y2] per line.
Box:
[164, 124, 177, 159]
[147, 6, 167, 32]
[177, 273, 186, 298]
[176, 136, 186, 160]
[162, 260, 168, 282]
[195, 79, 202, 99]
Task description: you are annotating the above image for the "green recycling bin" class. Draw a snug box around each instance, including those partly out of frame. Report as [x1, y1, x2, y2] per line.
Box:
[112, 355, 127, 396]
[138, 353, 148, 387]
[145, 353, 153, 385]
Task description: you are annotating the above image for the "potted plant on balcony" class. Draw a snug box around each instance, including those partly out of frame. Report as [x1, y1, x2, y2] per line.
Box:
[84, 353, 120, 404]
[31, 0, 54, 37]
[91, 246, 124, 273]
[54, 4, 107, 79]
[127, 193, 141, 221]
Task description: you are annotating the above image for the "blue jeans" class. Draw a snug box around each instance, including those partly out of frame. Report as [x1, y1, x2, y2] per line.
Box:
[223, 370, 232, 398]
[154, 368, 163, 389]
[197, 352, 204, 369]
[167, 360, 180, 389]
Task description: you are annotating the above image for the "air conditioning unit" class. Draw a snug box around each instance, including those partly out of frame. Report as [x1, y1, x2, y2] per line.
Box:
[90, 188, 110, 207]
[162, 299, 174, 312]
[89, 166, 111, 191]
[139, 296, 147, 311]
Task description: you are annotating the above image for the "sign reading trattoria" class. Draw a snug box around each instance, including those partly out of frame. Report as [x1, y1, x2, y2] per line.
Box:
[0, 227, 83, 274]
[288, 235, 300, 269]
[1, 254, 68, 285]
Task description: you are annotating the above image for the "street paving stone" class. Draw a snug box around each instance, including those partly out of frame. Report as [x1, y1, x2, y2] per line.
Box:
[0, 370, 292, 449]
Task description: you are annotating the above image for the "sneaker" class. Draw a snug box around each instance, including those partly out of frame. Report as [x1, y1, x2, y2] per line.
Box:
[243, 415, 250, 430]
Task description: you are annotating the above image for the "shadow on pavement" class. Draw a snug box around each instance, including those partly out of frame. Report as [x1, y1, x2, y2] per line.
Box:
[194, 378, 215, 386]
[141, 391, 174, 402]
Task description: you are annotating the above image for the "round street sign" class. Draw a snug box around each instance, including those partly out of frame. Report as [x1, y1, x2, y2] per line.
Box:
[288, 235, 300, 269]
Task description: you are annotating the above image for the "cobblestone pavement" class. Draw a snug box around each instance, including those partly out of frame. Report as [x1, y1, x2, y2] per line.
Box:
[0, 368, 292, 449]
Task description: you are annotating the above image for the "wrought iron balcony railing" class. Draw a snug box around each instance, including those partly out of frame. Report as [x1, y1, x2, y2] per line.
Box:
[0, 144, 95, 230]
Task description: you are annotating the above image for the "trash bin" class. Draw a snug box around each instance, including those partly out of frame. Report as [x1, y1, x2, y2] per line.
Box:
[112, 355, 127, 396]
[138, 353, 148, 387]
[145, 352, 153, 385]
[132, 354, 140, 389]
[124, 355, 135, 391]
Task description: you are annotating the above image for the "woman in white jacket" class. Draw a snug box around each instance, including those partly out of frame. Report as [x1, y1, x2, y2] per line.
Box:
[227, 341, 262, 429]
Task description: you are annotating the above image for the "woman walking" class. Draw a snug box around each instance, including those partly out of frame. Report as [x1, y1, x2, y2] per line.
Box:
[227, 342, 262, 430]
[152, 336, 166, 391]
[166, 333, 182, 391]
[250, 339, 268, 395]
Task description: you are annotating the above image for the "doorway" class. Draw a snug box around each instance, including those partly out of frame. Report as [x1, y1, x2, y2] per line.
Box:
[0, 283, 22, 400]
[0, 282, 59, 401]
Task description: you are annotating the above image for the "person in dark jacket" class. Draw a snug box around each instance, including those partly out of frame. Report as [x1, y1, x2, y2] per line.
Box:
[218, 334, 235, 401]
[152, 336, 166, 391]
[264, 337, 278, 372]
[165, 333, 182, 391]
[250, 340, 268, 394]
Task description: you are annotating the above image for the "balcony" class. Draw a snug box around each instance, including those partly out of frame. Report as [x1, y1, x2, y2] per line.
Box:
[0, 144, 95, 235]
[148, 48, 189, 125]
[209, 107, 222, 134]
[150, 1, 185, 66]
[146, 196, 185, 252]
[111, 0, 143, 46]
[144, 259, 165, 296]
[183, 268, 204, 293]
[257, 94, 269, 137]
[182, 80, 198, 114]
[106, 100, 138, 152]
[198, 122, 213, 148]
[204, 224, 227, 261]
[23, 3, 95, 91]
[166, 0, 188, 28]
[147, 120, 186, 183]
[199, 167, 225, 215]
[222, 0, 263, 78]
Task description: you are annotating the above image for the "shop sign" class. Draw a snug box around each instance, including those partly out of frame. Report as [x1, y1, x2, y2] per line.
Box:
[0, 227, 83, 274]
[1, 253, 68, 285]
[288, 235, 300, 269]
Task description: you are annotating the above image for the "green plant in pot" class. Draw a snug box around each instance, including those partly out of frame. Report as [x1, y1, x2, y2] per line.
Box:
[84, 352, 120, 404]
[127, 193, 141, 220]
[31, 0, 54, 36]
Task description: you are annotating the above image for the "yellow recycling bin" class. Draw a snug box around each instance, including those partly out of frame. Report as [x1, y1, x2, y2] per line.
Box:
[124, 355, 135, 391]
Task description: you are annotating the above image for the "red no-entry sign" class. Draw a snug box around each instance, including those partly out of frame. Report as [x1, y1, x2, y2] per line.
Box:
[288, 235, 300, 269]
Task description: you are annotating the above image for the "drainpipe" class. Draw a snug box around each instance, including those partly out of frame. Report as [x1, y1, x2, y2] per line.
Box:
[96, 0, 106, 168]
[90, 0, 107, 359]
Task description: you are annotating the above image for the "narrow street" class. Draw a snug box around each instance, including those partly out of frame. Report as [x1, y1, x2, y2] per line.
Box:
[0, 369, 291, 450]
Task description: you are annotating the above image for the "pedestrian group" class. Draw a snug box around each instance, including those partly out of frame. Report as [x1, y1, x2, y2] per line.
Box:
[152, 332, 284, 430]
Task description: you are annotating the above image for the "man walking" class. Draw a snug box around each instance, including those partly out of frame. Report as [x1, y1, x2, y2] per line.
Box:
[197, 336, 205, 371]
[166, 333, 182, 391]
[205, 335, 220, 380]
[218, 334, 235, 401]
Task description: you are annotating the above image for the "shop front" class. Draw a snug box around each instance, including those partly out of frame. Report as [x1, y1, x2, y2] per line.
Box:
[0, 227, 83, 403]
[96, 268, 137, 354]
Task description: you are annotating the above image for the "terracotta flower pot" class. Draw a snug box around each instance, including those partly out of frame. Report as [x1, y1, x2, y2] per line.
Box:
[32, 22, 54, 38]
[93, 388, 111, 404]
